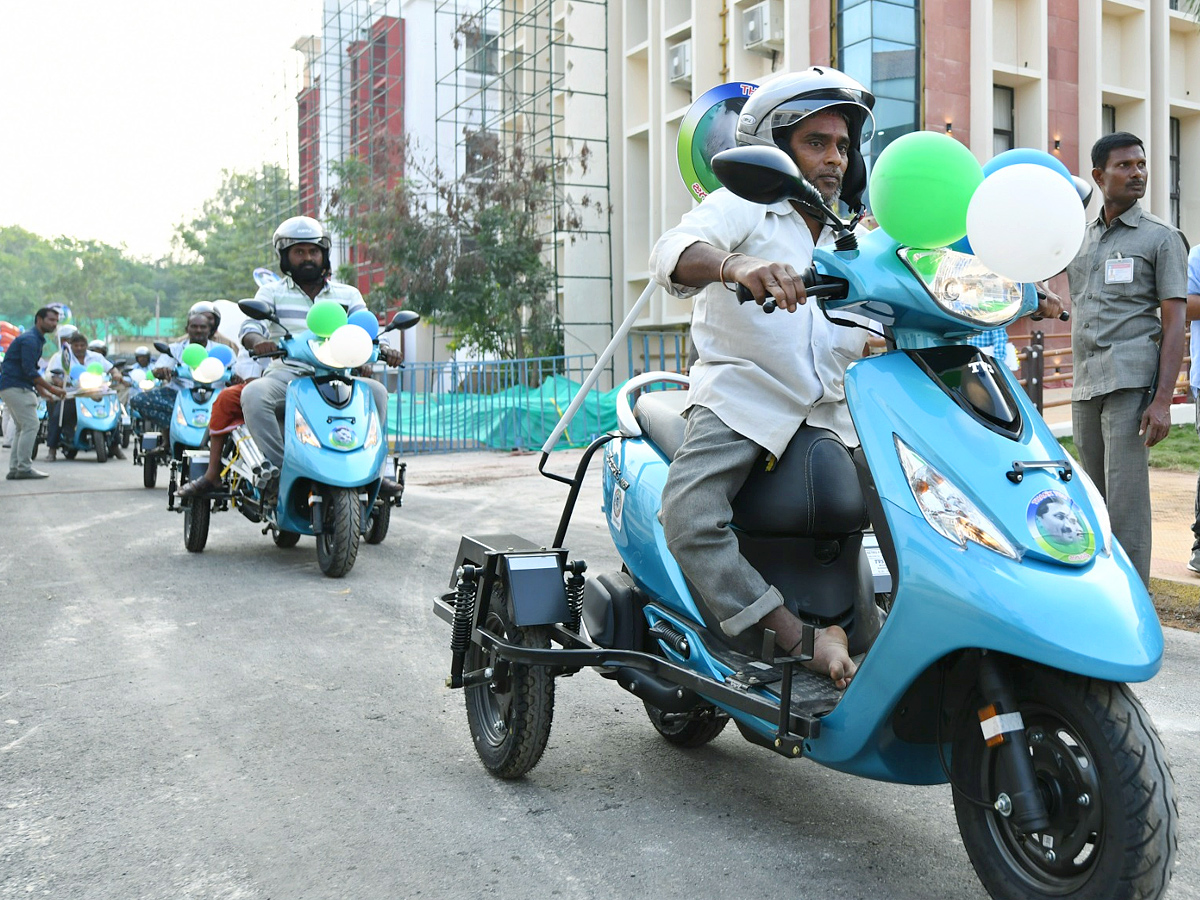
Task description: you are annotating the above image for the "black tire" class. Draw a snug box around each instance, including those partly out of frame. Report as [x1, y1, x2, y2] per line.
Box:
[643, 701, 729, 748]
[121, 427, 130, 449]
[952, 665, 1178, 900]
[273, 529, 301, 548]
[31, 437, 40, 460]
[92, 430, 107, 463]
[183, 498, 210, 553]
[315, 487, 361, 577]
[364, 501, 391, 545]
[464, 582, 555, 778]
[143, 457, 158, 489]
[63, 448, 77, 460]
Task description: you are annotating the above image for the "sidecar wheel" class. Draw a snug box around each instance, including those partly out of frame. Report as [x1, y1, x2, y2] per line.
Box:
[644, 702, 729, 748]
[464, 582, 554, 779]
[121, 426, 130, 449]
[143, 456, 158, 489]
[952, 666, 1177, 900]
[63, 448, 77, 460]
[315, 487, 360, 577]
[364, 501, 390, 545]
[272, 529, 301, 548]
[183, 498, 211, 553]
[92, 430, 107, 463]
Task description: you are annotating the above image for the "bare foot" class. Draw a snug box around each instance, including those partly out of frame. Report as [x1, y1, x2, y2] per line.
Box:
[803, 625, 856, 690]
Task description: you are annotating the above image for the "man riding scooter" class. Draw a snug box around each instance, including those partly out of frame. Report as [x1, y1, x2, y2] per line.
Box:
[45, 331, 125, 461]
[130, 313, 215, 435]
[178, 215, 403, 500]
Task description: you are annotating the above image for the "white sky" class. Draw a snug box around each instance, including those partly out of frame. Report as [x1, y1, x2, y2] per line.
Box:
[0, 1, 325, 260]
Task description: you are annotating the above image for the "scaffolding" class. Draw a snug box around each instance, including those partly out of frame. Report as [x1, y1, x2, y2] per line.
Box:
[433, 0, 614, 365]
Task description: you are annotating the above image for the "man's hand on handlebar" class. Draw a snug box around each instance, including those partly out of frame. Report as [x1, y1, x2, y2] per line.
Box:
[1032, 282, 1069, 322]
[726, 255, 808, 314]
[378, 346, 402, 367]
[153, 366, 173, 380]
[251, 340, 278, 357]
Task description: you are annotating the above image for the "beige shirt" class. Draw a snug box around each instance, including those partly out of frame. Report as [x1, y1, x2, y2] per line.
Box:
[650, 188, 868, 456]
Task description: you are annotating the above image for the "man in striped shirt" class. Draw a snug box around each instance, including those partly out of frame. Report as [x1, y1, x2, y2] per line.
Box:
[238, 216, 403, 498]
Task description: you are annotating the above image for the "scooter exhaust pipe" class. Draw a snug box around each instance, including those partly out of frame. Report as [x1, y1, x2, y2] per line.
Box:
[615, 667, 702, 713]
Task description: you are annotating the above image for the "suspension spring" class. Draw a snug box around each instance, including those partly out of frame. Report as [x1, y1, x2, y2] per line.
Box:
[447, 565, 479, 689]
[564, 560, 587, 634]
[648, 619, 690, 657]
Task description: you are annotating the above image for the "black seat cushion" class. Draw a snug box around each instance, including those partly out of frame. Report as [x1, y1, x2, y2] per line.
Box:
[633, 390, 689, 459]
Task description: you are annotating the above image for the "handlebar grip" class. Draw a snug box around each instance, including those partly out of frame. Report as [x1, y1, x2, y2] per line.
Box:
[735, 284, 776, 314]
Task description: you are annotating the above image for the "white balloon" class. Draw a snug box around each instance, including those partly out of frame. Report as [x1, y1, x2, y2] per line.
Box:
[966, 163, 1086, 283]
[312, 337, 343, 368]
[192, 357, 226, 384]
[325, 324, 374, 368]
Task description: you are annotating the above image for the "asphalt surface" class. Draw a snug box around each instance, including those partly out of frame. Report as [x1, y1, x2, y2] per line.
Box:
[2, 448, 1198, 899]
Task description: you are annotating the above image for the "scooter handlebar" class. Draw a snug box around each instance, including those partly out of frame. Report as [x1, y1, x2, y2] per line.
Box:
[733, 265, 837, 314]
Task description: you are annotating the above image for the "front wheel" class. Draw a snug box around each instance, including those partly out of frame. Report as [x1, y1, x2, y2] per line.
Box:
[644, 702, 729, 748]
[464, 582, 555, 779]
[183, 498, 210, 553]
[953, 666, 1178, 900]
[315, 487, 361, 577]
[364, 501, 390, 545]
[92, 430, 107, 463]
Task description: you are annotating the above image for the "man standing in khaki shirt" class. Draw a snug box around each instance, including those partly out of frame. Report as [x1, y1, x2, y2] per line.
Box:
[1065, 132, 1188, 587]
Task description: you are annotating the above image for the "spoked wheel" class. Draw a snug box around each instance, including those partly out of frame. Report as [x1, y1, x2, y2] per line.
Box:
[143, 456, 158, 488]
[464, 582, 555, 779]
[92, 430, 107, 463]
[364, 501, 391, 545]
[272, 529, 301, 548]
[644, 701, 729, 748]
[183, 498, 211, 553]
[315, 487, 361, 577]
[952, 666, 1178, 900]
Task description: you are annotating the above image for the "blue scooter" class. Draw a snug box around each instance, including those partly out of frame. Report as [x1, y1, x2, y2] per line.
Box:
[433, 147, 1177, 900]
[135, 344, 226, 489]
[171, 301, 421, 577]
[56, 375, 122, 463]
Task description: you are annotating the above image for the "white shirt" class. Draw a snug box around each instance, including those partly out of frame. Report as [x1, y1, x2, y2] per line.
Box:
[240, 276, 368, 376]
[48, 349, 113, 387]
[650, 188, 869, 457]
[153, 340, 214, 388]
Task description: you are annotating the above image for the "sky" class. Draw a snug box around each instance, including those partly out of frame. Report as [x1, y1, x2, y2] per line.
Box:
[0, 1, 325, 260]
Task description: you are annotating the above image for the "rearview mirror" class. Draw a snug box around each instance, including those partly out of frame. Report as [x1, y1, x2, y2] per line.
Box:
[153, 341, 170, 355]
[385, 310, 421, 333]
[238, 298, 276, 321]
[711, 145, 826, 211]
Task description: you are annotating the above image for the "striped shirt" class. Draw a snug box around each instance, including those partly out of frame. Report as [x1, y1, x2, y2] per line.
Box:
[241, 277, 368, 375]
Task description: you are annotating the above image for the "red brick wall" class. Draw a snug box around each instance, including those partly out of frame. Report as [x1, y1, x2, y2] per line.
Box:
[810, 2, 832, 68]
[923, 0, 972, 144]
[1047, 0, 1080, 177]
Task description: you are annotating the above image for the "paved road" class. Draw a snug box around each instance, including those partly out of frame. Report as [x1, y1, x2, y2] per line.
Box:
[2, 449, 1198, 899]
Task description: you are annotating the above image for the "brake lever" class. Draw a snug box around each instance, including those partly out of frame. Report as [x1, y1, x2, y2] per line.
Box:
[735, 283, 776, 314]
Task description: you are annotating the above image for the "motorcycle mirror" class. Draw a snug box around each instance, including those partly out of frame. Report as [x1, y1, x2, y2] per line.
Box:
[238, 298, 276, 322]
[1071, 174, 1094, 208]
[385, 310, 421, 333]
[711, 145, 827, 211]
[153, 341, 171, 355]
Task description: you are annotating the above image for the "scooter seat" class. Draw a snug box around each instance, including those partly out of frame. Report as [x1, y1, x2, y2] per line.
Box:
[633, 390, 689, 459]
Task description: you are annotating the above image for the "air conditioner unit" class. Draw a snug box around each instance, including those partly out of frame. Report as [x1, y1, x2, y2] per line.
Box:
[744, 0, 784, 55]
[668, 40, 692, 86]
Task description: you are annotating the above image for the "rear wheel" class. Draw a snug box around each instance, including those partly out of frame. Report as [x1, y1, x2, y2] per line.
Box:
[644, 702, 729, 748]
[143, 456, 158, 488]
[465, 582, 555, 779]
[272, 529, 301, 548]
[183, 498, 211, 553]
[364, 501, 391, 545]
[63, 448, 77, 460]
[92, 430, 107, 463]
[31, 436, 40, 460]
[952, 665, 1177, 900]
[315, 487, 360, 577]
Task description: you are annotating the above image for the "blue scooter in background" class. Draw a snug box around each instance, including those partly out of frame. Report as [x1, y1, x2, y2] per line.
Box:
[56, 373, 122, 463]
[433, 147, 1178, 900]
[171, 301, 421, 577]
[135, 343, 226, 489]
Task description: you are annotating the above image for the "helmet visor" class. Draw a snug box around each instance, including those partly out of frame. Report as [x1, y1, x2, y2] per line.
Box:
[770, 96, 875, 146]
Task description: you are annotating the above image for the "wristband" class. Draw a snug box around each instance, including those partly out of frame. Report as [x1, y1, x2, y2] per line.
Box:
[719, 252, 746, 291]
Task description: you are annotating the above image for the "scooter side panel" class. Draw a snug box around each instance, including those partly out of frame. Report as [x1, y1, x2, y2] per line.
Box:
[602, 437, 703, 623]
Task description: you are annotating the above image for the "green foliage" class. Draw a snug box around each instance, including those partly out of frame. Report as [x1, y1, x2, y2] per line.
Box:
[328, 138, 564, 360]
[173, 164, 298, 301]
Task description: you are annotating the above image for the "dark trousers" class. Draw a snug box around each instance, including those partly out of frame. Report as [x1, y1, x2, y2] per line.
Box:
[46, 399, 77, 449]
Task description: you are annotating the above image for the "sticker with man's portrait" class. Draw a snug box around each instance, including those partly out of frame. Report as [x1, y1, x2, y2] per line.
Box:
[1027, 490, 1095, 563]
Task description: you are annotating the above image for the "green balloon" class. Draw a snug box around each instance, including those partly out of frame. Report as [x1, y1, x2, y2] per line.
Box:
[86, 361, 104, 375]
[868, 131, 984, 249]
[307, 301, 348, 338]
[181, 343, 208, 368]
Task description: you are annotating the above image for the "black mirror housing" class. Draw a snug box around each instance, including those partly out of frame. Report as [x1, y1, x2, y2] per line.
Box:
[711, 145, 826, 211]
[386, 310, 421, 333]
[238, 298, 276, 321]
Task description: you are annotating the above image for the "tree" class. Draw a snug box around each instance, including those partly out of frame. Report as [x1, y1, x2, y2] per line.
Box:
[328, 137, 565, 360]
[173, 164, 298, 300]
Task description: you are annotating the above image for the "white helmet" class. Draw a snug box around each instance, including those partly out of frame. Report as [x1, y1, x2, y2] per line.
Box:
[135, 345, 150, 358]
[188, 300, 220, 331]
[88, 339, 108, 357]
[736, 67, 876, 211]
[273, 216, 332, 254]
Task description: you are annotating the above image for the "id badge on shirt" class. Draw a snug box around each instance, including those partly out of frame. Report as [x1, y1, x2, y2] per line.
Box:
[1105, 256, 1134, 284]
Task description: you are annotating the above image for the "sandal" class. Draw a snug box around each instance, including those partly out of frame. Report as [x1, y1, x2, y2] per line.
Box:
[178, 476, 217, 499]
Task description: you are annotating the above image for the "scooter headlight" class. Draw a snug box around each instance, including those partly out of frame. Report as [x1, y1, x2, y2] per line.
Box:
[365, 414, 380, 450]
[294, 408, 320, 448]
[175, 405, 187, 428]
[895, 435, 1020, 559]
[898, 247, 1025, 326]
[79, 403, 94, 419]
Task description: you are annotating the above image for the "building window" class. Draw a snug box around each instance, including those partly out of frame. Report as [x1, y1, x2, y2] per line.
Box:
[837, 0, 920, 169]
[466, 29, 499, 76]
[1170, 117, 1181, 228]
[1102, 104, 1116, 135]
[993, 85, 1014, 155]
